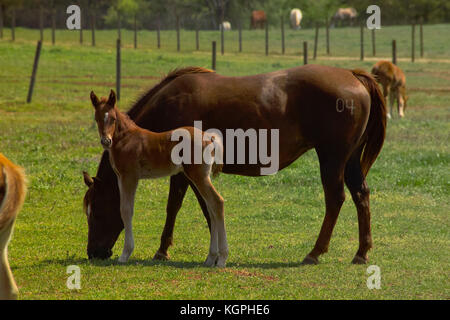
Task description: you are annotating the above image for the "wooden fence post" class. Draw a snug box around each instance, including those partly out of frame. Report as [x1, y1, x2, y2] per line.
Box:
[411, 24, 415, 62]
[0, 5, 3, 39]
[392, 40, 397, 65]
[116, 39, 121, 101]
[265, 21, 269, 56]
[281, 16, 285, 55]
[360, 23, 364, 61]
[11, 7, 15, 41]
[238, 20, 242, 52]
[325, 16, 330, 55]
[157, 20, 160, 49]
[195, 24, 199, 50]
[91, 10, 96, 46]
[51, 8, 56, 45]
[420, 21, 423, 58]
[212, 41, 216, 70]
[176, 15, 180, 52]
[303, 41, 308, 65]
[372, 28, 376, 56]
[39, 6, 44, 42]
[134, 14, 137, 49]
[79, 8, 83, 44]
[313, 22, 319, 60]
[117, 12, 121, 42]
[221, 21, 224, 55]
[27, 41, 42, 103]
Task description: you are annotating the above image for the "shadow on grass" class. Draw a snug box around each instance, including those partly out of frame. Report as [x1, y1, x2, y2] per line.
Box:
[31, 257, 302, 269]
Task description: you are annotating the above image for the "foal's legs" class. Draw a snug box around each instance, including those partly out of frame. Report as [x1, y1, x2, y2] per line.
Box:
[397, 89, 405, 118]
[186, 170, 227, 267]
[302, 150, 346, 265]
[118, 175, 138, 263]
[382, 84, 392, 119]
[153, 174, 212, 260]
[154, 174, 189, 260]
[344, 149, 373, 264]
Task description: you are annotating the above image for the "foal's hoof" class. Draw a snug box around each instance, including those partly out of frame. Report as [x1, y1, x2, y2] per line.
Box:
[301, 255, 319, 266]
[351, 255, 368, 265]
[153, 251, 170, 261]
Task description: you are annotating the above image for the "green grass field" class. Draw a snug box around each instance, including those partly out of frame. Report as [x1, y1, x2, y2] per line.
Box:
[0, 25, 449, 300]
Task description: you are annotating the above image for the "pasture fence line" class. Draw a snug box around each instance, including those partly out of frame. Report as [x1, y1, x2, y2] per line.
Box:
[26, 40, 42, 103]
[0, 7, 437, 67]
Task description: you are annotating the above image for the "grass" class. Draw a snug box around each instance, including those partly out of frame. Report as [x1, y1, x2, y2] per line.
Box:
[0, 25, 449, 300]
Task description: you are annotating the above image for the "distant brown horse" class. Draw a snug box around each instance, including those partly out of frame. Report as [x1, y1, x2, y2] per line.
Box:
[89, 90, 226, 266]
[0, 153, 26, 300]
[371, 60, 407, 119]
[251, 10, 266, 29]
[83, 65, 386, 266]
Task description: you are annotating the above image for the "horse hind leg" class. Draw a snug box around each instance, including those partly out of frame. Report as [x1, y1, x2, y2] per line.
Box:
[0, 219, 19, 300]
[153, 174, 190, 260]
[344, 147, 372, 264]
[301, 149, 346, 265]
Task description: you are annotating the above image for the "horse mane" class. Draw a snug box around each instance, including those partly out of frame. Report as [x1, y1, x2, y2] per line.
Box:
[126, 66, 215, 120]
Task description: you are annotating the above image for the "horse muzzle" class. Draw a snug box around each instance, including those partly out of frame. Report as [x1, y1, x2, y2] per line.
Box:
[88, 248, 113, 260]
[100, 137, 112, 148]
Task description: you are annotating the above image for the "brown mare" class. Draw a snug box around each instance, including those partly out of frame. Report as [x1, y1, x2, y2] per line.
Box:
[371, 60, 407, 119]
[89, 90, 226, 266]
[83, 65, 386, 265]
[0, 153, 26, 300]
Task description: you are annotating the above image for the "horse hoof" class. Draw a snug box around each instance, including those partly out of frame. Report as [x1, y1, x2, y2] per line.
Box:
[153, 251, 170, 261]
[301, 255, 319, 266]
[118, 256, 129, 263]
[204, 255, 218, 267]
[351, 255, 368, 264]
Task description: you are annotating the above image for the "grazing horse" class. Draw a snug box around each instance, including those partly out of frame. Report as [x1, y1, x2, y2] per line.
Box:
[290, 9, 303, 30]
[89, 90, 226, 266]
[0, 153, 26, 300]
[220, 21, 231, 31]
[83, 65, 386, 266]
[251, 10, 266, 29]
[371, 60, 407, 119]
[331, 8, 357, 27]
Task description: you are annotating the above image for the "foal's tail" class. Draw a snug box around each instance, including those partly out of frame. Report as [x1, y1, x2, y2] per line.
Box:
[0, 154, 27, 249]
[351, 69, 387, 177]
[210, 135, 224, 178]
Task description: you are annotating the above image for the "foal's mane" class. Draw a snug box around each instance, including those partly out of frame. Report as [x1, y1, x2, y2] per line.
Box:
[126, 66, 215, 120]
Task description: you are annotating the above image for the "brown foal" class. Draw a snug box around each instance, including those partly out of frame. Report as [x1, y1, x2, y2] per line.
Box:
[0, 153, 26, 300]
[89, 90, 227, 266]
[371, 60, 407, 119]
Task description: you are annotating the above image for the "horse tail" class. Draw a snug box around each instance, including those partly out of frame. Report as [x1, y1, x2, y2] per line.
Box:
[210, 135, 224, 178]
[0, 153, 26, 300]
[351, 69, 387, 177]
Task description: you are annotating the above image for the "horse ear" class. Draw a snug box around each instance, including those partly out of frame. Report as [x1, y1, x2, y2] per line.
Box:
[107, 89, 116, 108]
[83, 171, 94, 187]
[90, 91, 100, 108]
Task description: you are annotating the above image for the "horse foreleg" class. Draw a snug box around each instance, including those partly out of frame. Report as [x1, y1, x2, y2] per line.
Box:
[153, 173, 189, 260]
[302, 150, 346, 265]
[118, 175, 138, 263]
[0, 219, 18, 300]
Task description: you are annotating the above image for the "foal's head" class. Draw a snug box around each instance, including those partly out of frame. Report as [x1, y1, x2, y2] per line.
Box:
[90, 90, 118, 149]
